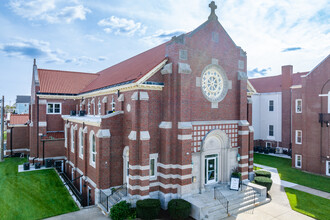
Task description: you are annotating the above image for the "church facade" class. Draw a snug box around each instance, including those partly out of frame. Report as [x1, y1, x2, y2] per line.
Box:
[28, 2, 254, 207]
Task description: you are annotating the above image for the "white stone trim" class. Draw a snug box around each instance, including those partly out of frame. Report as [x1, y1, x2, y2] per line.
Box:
[129, 175, 149, 181]
[149, 182, 180, 189]
[249, 158, 254, 161]
[8, 124, 28, 127]
[101, 111, 124, 119]
[158, 163, 192, 170]
[212, 58, 218, 65]
[68, 160, 75, 168]
[39, 121, 47, 127]
[65, 123, 71, 128]
[249, 126, 254, 132]
[5, 148, 29, 152]
[83, 126, 88, 133]
[228, 80, 232, 90]
[241, 155, 248, 160]
[191, 120, 239, 125]
[128, 184, 150, 191]
[178, 62, 192, 74]
[238, 163, 248, 168]
[136, 59, 168, 84]
[129, 164, 149, 170]
[102, 96, 108, 103]
[249, 165, 254, 168]
[86, 177, 97, 188]
[76, 167, 84, 175]
[161, 63, 172, 75]
[140, 92, 149, 101]
[39, 99, 47, 105]
[131, 92, 139, 101]
[159, 121, 172, 129]
[238, 130, 249, 135]
[249, 150, 254, 154]
[149, 153, 158, 180]
[290, 85, 302, 89]
[178, 122, 192, 129]
[158, 173, 192, 180]
[238, 120, 249, 126]
[196, 77, 201, 87]
[241, 171, 248, 176]
[140, 131, 150, 140]
[118, 94, 124, 102]
[211, 102, 218, 109]
[178, 134, 192, 140]
[96, 129, 111, 138]
[128, 131, 137, 140]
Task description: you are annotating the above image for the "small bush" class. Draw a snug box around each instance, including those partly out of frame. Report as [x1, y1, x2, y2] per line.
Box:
[168, 199, 191, 220]
[255, 170, 271, 178]
[264, 148, 269, 154]
[258, 146, 264, 153]
[136, 199, 161, 219]
[254, 176, 273, 191]
[254, 146, 258, 152]
[110, 201, 131, 220]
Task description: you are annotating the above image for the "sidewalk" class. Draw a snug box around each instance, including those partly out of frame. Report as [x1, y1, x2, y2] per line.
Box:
[255, 163, 330, 199]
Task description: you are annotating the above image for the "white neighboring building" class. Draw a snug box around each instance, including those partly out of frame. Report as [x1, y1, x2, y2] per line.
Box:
[252, 92, 282, 148]
[15, 95, 30, 114]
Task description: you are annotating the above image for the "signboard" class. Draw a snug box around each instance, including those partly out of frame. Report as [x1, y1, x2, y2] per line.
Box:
[230, 177, 240, 191]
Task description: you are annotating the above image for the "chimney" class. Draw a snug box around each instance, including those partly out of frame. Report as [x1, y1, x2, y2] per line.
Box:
[281, 65, 293, 90]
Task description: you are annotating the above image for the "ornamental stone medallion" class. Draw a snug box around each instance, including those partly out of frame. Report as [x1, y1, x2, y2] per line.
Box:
[201, 64, 229, 103]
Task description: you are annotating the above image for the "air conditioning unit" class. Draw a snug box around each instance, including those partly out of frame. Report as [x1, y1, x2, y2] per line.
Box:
[23, 162, 30, 170]
[79, 110, 86, 116]
[35, 162, 41, 169]
[70, 110, 76, 116]
[45, 159, 53, 168]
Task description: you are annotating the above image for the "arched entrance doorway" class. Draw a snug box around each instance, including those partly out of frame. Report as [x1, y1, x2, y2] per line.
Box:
[198, 129, 238, 192]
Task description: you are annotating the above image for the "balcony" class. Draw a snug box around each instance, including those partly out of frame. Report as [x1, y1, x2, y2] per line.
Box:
[319, 113, 330, 127]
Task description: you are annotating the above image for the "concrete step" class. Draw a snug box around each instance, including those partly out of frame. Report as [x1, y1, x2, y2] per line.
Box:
[228, 193, 258, 207]
[205, 209, 228, 220]
[228, 197, 258, 213]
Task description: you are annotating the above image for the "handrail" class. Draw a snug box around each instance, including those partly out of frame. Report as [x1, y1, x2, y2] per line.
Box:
[214, 186, 229, 215]
[100, 184, 127, 212]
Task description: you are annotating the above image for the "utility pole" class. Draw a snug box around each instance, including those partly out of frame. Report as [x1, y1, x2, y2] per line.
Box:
[0, 96, 4, 162]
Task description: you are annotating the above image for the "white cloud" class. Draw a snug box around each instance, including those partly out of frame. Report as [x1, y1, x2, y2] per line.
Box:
[9, 0, 90, 23]
[85, 35, 104, 42]
[141, 29, 186, 46]
[98, 16, 147, 36]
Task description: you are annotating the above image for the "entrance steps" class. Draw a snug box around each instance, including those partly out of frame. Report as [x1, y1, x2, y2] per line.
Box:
[186, 183, 269, 220]
[99, 187, 127, 213]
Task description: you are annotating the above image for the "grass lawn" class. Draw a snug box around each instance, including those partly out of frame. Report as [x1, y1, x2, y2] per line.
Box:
[285, 188, 330, 220]
[0, 157, 79, 220]
[254, 153, 330, 193]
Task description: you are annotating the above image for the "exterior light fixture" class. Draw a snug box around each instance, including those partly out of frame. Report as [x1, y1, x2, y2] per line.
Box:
[237, 153, 241, 162]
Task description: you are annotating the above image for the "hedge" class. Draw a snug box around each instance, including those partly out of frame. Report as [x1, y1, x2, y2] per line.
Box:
[254, 176, 273, 191]
[136, 199, 161, 219]
[168, 199, 191, 220]
[110, 201, 131, 220]
[255, 170, 271, 178]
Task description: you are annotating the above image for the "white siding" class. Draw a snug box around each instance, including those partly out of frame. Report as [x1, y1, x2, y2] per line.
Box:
[252, 92, 282, 143]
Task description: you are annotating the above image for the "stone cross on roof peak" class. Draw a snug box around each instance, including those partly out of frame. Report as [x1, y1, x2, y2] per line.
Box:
[208, 1, 218, 21]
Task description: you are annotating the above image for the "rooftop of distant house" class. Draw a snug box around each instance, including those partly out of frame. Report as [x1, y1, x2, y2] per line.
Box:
[16, 95, 31, 104]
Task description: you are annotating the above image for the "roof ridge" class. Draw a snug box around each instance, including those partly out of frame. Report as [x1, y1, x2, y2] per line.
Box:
[38, 68, 98, 75]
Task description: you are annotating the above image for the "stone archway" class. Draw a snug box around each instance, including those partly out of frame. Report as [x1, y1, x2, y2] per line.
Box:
[199, 129, 238, 192]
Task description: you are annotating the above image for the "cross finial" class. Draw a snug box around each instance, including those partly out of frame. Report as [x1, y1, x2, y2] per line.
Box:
[208, 1, 218, 20]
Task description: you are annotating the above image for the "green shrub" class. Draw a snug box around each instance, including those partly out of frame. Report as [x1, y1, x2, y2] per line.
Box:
[255, 170, 271, 178]
[168, 199, 191, 220]
[136, 199, 161, 219]
[254, 176, 273, 191]
[110, 201, 131, 220]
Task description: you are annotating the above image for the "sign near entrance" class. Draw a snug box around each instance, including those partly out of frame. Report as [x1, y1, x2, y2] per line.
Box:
[230, 177, 240, 191]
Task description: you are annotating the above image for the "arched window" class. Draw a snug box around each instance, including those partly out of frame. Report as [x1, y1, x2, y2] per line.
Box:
[90, 131, 96, 167]
[71, 126, 75, 153]
[88, 99, 91, 115]
[98, 99, 101, 115]
[79, 128, 84, 159]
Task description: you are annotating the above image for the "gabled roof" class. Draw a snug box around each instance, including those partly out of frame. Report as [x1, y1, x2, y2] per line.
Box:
[9, 114, 29, 125]
[81, 42, 167, 93]
[38, 69, 99, 94]
[249, 72, 307, 93]
[16, 95, 30, 104]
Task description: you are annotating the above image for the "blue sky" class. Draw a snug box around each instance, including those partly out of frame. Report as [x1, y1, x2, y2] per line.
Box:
[0, 0, 329, 105]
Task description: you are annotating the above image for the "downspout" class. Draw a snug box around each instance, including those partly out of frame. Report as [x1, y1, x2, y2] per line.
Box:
[320, 80, 330, 161]
[290, 88, 292, 151]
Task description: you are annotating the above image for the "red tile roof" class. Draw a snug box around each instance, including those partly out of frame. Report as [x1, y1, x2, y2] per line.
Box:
[81, 42, 167, 93]
[249, 72, 307, 93]
[38, 69, 99, 94]
[9, 114, 29, 125]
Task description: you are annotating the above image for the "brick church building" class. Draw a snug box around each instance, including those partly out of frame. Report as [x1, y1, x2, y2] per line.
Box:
[28, 2, 254, 208]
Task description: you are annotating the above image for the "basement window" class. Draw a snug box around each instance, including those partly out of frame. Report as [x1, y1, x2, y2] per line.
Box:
[296, 99, 302, 113]
[295, 155, 302, 168]
[326, 161, 330, 176]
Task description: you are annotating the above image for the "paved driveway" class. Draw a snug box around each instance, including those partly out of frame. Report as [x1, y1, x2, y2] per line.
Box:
[46, 206, 108, 220]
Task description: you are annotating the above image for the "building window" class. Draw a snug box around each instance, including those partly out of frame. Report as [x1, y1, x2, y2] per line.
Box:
[269, 125, 274, 136]
[149, 153, 158, 179]
[79, 128, 84, 159]
[111, 96, 116, 112]
[295, 154, 302, 168]
[269, 100, 274, 111]
[47, 103, 61, 114]
[238, 60, 244, 70]
[98, 99, 101, 115]
[64, 126, 67, 148]
[326, 161, 330, 176]
[296, 130, 302, 144]
[88, 100, 91, 115]
[90, 131, 96, 168]
[71, 126, 75, 153]
[212, 32, 219, 42]
[179, 49, 187, 60]
[266, 142, 272, 148]
[296, 99, 302, 113]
